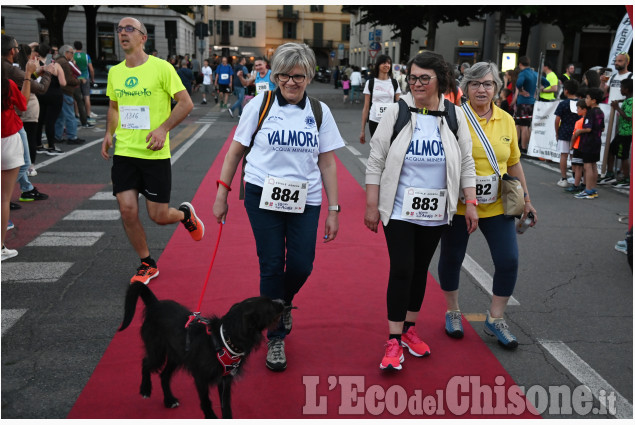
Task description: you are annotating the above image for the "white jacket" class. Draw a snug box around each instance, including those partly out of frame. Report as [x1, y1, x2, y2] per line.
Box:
[365, 92, 476, 225]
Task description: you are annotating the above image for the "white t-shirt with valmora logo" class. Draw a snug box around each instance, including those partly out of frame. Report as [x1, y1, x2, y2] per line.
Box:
[234, 91, 345, 206]
[363, 78, 401, 123]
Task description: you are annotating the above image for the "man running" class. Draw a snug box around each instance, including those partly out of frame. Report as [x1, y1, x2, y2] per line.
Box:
[101, 17, 204, 284]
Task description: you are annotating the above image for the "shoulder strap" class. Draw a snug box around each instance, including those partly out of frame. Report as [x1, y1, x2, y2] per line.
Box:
[444, 99, 459, 140]
[239, 91, 275, 200]
[390, 99, 411, 144]
[391, 78, 398, 101]
[461, 102, 501, 177]
[308, 97, 323, 131]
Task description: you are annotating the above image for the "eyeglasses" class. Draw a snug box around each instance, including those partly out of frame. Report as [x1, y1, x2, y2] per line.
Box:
[277, 73, 306, 83]
[407, 74, 436, 85]
[117, 25, 146, 35]
[468, 80, 496, 90]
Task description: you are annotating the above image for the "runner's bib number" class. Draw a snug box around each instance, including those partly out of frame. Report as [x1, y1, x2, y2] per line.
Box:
[375, 103, 391, 118]
[460, 174, 499, 204]
[259, 176, 308, 213]
[256, 82, 270, 93]
[401, 188, 447, 221]
[119, 105, 150, 130]
[220, 73, 229, 80]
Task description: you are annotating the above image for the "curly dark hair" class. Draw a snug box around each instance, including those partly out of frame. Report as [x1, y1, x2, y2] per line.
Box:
[406, 51, 449, 97]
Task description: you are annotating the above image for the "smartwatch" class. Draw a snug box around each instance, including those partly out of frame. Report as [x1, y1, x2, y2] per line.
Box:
[328, 205, 341, 212]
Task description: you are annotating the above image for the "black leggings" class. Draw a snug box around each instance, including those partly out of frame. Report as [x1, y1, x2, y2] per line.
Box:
[369, 120, 379, 137]
[383, 220, 446, 322]
[36, 92, 63, 148]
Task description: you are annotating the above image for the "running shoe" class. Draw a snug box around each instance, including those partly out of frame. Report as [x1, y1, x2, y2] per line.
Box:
[89, 112, 98, 118]
[564, 185, 582, 193]
[130, 262, 159, 285]
[615, 240, 628, 254]
[1, 245, 18, 261]
[380, 338, 404, 370]
[179, 202, 205, 241]
[36, 146, 48, 154]
[227, 108, 234, 118]
[598, 173, 616, 185]
[27, 167, 37, 177]
[19, 187, 49, 202]
[266, 338, 287, 371]
[401, 327, 431, 357]
[46, 146, 64, 156]
[7, 220, 14, 230]
[574, 190, 597, 199]
[483, 311, 518, 350]
[445, 311, 464, 338]
[557, 178, 569, 187]
[10, 202, 21, 210]
[282, 303, 293, 335]
[612, 179, 629, 188]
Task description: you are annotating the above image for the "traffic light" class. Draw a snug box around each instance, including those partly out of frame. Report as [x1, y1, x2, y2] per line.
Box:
[195, 22, 208, 39]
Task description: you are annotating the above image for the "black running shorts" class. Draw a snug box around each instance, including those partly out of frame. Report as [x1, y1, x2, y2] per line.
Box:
[111, 155, 172, 203]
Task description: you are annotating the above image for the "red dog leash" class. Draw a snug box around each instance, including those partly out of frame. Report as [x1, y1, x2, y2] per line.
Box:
[185, 221, 224, 330]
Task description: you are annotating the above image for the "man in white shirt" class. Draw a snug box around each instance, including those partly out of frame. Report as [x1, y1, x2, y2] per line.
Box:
[201, 59, 213, 105]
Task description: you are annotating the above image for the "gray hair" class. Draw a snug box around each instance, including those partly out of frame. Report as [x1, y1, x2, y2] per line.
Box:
[460, 61, 503, 95]
[270, 43, 316, 85]
[59, 45, 74, 56]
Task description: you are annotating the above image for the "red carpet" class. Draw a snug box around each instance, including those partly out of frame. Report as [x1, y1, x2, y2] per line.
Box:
[68, 131, 539, 419]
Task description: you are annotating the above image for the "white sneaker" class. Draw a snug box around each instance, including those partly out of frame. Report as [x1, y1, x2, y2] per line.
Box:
[27, 167, 37, 177]
[615, 240, 627, 254]
[557, 178, 569, 187]
[227, 108, 234, 118]
[567, 177, 575, 184]
[89, 112, 98, 118]
[1, 246, 18, 261]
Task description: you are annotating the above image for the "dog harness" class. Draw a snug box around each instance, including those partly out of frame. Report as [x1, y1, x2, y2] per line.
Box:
[215, 326, 244, 377]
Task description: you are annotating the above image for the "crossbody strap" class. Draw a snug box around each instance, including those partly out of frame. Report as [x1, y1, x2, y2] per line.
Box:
[461, 102, 501, 177]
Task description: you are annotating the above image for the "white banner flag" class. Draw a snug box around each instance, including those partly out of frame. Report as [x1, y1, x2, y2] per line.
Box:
[607, 13, 633, 69]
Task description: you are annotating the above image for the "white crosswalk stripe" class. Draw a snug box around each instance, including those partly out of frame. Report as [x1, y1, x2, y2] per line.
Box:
[1, 262, 74, 283]
[1, 309, 27, 336]
[63, 210, 120, 220]
[89, 192, 115, 201]
[28, 232, 104, 247]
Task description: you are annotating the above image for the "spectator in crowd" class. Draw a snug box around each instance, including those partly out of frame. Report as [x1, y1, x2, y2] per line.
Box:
[34, 44, 66, 157]
[513, 56, 539, 153]
[499, 87, 513, 115]
[2, 48, 37, 259]
[554, 79, 581, 187]
[444, 61, 464, 106]
[191, 53, 201, 91]
[360, 55, 401, 143]
[350, 66, 362, 104]
[572, 87, 605, 199]
[53, 45, 84, 146]
[560, 63, 576, 99]
[341, 73, 350, 103]
[45, 46, 58, 65]
[601, 78, 632, 187]
[73, 41, 96, 122]
[565, 100, 588, 193]
[457, 62, 470, 83]
[539, 61, 558, 101]
[601, 52, 632, 104]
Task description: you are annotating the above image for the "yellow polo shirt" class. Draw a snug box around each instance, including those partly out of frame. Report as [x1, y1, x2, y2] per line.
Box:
[456, 102, 520, 218]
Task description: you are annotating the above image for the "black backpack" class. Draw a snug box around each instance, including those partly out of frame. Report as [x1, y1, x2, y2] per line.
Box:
[239, 90, 323, 199]
[390, 98, 459, 144]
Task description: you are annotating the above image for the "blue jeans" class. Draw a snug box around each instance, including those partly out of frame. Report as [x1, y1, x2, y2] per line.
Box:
[438, 214, 518, 297]
[230, 86, 245, 116]
[16, 127, 33, 193]
[350, 85, 361, 102]
[244, 183, 321, 339]
[55, 93, 78, 140]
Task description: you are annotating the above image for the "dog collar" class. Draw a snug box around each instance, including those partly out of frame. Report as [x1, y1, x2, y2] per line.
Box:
[217, 325, 244, 376]
[220, 325, 244, 357]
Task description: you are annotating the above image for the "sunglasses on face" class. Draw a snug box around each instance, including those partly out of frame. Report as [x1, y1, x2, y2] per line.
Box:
[117, 25, 146, 35]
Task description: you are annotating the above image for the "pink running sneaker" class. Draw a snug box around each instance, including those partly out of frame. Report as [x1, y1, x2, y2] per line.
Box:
[401, 327, 431, 357]
[379, 338, 404, 370]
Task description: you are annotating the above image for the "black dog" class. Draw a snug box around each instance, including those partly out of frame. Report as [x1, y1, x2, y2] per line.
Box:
[119, 282, 284, 419]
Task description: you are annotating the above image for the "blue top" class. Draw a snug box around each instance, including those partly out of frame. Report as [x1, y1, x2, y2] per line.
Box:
[216, 64, 233, 85]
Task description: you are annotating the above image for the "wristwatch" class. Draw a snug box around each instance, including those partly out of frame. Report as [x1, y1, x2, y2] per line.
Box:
[328, 205, 341, 212]
[465, 199, 478, 206]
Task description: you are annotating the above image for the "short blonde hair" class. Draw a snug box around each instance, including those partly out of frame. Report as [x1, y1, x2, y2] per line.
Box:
[270, 43, 316, 85]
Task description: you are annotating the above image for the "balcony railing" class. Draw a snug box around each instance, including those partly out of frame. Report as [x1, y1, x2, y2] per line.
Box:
[304, 39, 333, 49]
[277, 9, 299, 20]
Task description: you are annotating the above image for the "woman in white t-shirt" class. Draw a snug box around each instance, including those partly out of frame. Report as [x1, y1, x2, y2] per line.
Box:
[360, 55, 401, 144]
[200, 60, 213, 104]
[213, 43, 345, 373]
[364, 52, 477, 371]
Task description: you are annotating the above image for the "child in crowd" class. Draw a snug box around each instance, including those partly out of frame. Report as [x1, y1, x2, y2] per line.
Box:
[565, 99, 588, 193]
[573, 88, 605, 199]
[499, 88, 513, 115]
[604, 78, 632, 187]
[554, 79, 580, 187]
[341, 73, 350, 103]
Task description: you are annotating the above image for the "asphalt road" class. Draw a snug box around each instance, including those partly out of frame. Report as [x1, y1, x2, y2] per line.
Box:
[1, 81, 632, 419]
